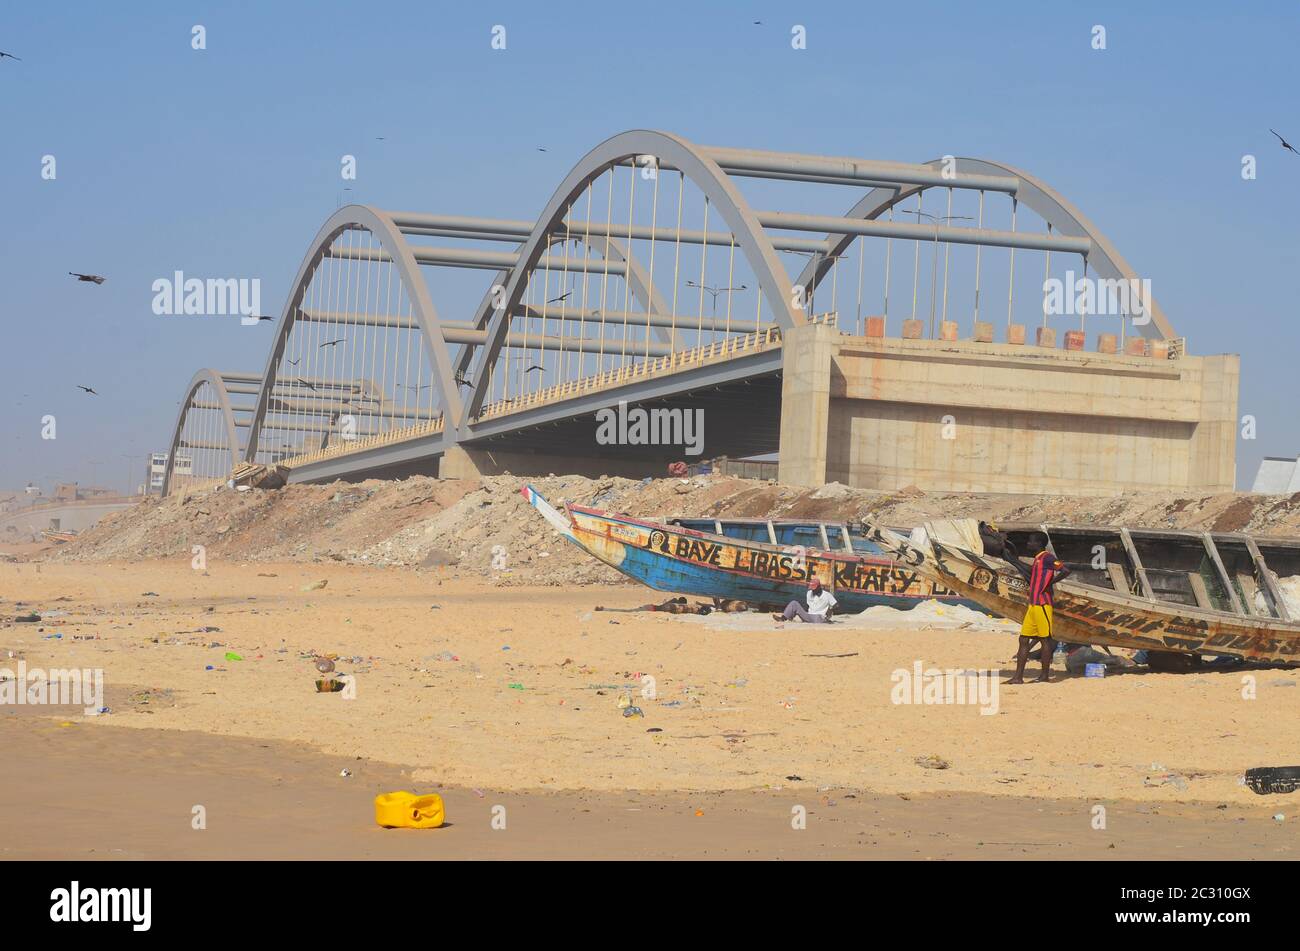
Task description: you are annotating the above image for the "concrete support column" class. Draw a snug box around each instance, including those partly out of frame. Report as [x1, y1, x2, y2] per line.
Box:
[778, 321, 838, 487]
[438, 444, 484, 479]
[1187, 354, 1240, 491]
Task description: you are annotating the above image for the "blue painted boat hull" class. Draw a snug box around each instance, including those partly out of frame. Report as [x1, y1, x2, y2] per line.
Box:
[522, 485, 989, 614]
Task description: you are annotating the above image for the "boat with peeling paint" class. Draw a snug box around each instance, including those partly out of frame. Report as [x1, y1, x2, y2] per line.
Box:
[522, 485, 987, 613]
[859, 518, 1300, 665]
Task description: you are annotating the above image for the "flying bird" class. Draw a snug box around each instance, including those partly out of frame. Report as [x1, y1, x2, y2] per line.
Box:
[546, 292, 572, 304]
[396, 383, 431, 390]
[296, 378, 320, 392]
[69, 272, 106, 284]
[524, 364, 544, 374]
[76, 385, 98, 395]
[318, 338, 345, 349]
[0, 51, 20, 61]
[454, 371, 473, 387]
[285, 358, 300, 367]
[1271, 129, 1299, 155]
[536, 147, 548, 152]
[251, 314, 274, 322]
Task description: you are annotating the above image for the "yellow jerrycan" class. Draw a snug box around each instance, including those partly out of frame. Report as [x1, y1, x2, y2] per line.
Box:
[374, 791, 445, 829]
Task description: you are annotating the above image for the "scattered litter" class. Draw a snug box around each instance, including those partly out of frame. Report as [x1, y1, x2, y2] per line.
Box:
[623, 705, 644, 718]
[915, 754, 951, 770]
[1144, 773, 1190, 791]
[316, 678, 345, 693]
[340, 768, 352, 777]
[224, 651, 244, 662]
[302, 579, 328, 592]
[507, 682, 525, 690]
[804, 652, 858, 658]
[14, 614, 41, 623]
[141, 592, 159, 597]
[647, 727, 663, 733]
[786, 774, 803, 781]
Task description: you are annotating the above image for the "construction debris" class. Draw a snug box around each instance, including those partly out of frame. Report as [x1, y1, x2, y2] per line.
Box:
[41, 474, 1300, 589]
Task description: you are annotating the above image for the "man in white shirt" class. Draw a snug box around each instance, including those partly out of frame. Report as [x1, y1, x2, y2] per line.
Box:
[773, 577, 836, 623]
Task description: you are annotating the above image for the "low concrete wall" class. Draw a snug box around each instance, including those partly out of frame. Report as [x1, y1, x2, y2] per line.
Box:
[0, 500, 139, 539]
[778, 326, 1238, 496]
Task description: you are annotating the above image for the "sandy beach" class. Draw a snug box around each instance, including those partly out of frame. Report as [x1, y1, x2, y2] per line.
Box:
[2, 558, 1297, 858]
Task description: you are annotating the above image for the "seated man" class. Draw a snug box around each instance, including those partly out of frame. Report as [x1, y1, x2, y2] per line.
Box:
[773, 577, 836, 624]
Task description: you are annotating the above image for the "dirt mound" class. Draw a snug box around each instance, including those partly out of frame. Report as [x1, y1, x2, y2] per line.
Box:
[48, 474, 1300, 585]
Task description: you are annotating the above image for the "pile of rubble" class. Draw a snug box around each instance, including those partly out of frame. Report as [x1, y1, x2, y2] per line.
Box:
[47, 473, 1300, 586]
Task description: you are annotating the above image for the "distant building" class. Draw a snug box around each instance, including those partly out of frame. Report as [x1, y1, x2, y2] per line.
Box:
[1252, 456, 1300, 494]
[147, 451, 192, 494]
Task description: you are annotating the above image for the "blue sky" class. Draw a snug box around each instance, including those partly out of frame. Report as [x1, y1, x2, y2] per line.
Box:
[3, 0, 1298, 492]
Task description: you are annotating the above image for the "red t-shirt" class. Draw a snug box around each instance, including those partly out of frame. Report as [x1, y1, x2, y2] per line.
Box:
[1028, 551, 1065, 606]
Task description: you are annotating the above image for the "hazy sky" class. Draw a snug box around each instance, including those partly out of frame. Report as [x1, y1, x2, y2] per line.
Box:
[3, 1, 1298, 492]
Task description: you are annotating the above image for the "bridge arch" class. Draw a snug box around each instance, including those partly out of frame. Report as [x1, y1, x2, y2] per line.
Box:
[460, 129, 804, 428]
[791, 157, 1172, 340]
[161, 369, 243, 496]
[243, 205, 464, 465]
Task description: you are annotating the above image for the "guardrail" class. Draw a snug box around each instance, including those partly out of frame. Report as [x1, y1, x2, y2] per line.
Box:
[269, 416, 447, 470]
[477, 324, 785, 421]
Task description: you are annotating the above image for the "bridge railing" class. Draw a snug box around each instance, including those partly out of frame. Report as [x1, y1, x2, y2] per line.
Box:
[477, 325, 786, 421]
[268, 416, 446, 470]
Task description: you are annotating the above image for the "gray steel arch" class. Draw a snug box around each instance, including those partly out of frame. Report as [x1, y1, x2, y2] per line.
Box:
[792, 157, 1173, 340]
[460, 129, 804, 428]
[243, 205, 463, 463]
[451, 231, 675, 383]
[161, 369, 242, 496]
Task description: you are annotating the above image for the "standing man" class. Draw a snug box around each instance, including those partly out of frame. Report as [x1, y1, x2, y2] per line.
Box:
[773, 577, 836, 623]
[1008, 533, 1071, 684]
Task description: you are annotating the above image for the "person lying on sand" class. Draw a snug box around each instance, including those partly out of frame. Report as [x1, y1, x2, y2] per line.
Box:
[773, 577, 836, 624]
[597, 597, 714, 615]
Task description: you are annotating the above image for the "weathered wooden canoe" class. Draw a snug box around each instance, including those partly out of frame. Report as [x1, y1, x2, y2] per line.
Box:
[859, 518, 1300, 665]
[522, 485, 986, 613]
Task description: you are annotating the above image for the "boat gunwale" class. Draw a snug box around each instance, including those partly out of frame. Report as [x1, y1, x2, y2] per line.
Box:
[929, 538, 1300, 635]
[566, 504, 905, 569]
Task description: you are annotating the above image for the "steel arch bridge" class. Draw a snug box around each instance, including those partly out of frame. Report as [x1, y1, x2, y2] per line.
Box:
[162, 129, 1175, 493]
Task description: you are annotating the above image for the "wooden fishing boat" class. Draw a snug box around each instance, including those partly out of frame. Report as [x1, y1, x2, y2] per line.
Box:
[859, 518, 1300, 666]
[522, 485, 987, 613]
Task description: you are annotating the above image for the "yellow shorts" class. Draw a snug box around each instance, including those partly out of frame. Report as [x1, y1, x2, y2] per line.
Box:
[1020, 604, 1053, 638]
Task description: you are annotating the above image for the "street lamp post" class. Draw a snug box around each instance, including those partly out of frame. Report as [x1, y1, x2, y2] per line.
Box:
[685, 280, 747, 341]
